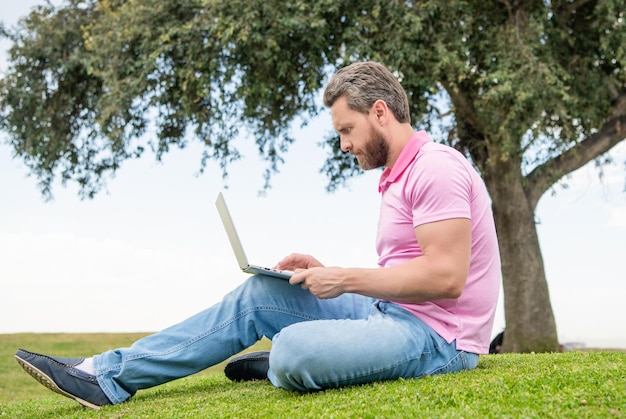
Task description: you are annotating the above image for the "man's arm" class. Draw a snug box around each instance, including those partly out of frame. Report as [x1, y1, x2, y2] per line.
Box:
[289, 217, 471, 302]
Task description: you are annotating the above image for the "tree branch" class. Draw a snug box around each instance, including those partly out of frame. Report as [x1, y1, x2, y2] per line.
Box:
[440, 79, 491, 167]
[441, 80, 483, 133]
[496, 0, 512, 18]
[560, 0, 594, 16]
[526, 94, 626, 208]
[555, 0, 595, 25]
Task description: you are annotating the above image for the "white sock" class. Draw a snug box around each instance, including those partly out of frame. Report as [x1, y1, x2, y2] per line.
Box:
[75, 357, 95, 375]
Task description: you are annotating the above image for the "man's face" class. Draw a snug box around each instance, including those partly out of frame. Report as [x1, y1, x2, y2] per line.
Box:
[330, 96, 389, 170]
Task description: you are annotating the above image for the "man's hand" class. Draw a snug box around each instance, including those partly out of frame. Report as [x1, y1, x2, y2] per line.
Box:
[289, 267, 347, 299]
[274, 253, 324, 271]
[275, 254, 346, 299]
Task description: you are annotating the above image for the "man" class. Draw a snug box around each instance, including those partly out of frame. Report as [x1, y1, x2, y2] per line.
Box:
[15, 61, 501, 409]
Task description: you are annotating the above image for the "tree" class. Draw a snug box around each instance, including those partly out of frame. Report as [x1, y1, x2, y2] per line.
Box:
[1, 0, 624, 352]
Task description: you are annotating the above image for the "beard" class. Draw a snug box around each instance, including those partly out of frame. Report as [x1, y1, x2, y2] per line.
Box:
[356, 126, 389, 170]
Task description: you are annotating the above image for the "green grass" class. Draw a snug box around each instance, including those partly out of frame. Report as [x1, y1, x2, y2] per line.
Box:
[1, 334, 624, 418]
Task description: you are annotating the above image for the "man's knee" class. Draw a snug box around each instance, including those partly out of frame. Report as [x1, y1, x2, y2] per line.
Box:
[226, 275, 282, 304]
[268, 328, 321, 391]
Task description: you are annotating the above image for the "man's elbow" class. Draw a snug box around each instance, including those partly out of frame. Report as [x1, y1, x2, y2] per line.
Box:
[440, 274, 466, 299]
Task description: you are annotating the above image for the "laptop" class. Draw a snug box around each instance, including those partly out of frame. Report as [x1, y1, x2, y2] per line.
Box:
[215, 192, 293, 280]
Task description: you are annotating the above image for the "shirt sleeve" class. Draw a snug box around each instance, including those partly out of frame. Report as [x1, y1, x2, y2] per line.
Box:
[404, 149, 473, 228]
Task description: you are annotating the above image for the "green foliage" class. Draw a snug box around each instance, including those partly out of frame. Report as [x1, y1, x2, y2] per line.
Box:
[1, 0, 624, 197]
[1, 0, 365, 197]
[0, 2, 106, 198]
[1, 334, 625, 418]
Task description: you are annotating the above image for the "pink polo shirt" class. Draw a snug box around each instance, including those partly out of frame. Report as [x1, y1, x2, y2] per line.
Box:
[377, 131, 501, 354]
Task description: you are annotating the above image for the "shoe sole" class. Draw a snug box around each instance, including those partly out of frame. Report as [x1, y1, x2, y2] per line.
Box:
[15, 355, 102, 410]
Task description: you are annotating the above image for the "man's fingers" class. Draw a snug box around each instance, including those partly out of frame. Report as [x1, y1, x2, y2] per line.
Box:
[289, 270, 305, 285]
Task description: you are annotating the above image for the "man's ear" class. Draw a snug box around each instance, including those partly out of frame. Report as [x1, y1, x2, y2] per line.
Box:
[372, 99, 388, 124]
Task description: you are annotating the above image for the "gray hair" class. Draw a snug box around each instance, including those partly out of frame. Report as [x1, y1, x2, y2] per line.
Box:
[323, 61, 410, 124]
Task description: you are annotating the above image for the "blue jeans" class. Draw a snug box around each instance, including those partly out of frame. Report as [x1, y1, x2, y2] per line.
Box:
[94, 275, 478, 404]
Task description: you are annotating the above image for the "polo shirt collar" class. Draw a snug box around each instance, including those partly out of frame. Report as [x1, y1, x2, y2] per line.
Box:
[378, 131, 431, 193]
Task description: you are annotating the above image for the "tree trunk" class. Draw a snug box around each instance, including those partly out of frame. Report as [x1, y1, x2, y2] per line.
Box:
[484, 158, 560, 353]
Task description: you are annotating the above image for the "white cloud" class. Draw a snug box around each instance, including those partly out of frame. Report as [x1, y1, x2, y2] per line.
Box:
[0, 230, 237, 332]
[608, 205, 626, 228]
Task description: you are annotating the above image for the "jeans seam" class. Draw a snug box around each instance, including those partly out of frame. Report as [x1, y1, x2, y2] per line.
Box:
[98, 306, 319, 374]
[428, 350, 464, 376]
[318, 350, 426, 388]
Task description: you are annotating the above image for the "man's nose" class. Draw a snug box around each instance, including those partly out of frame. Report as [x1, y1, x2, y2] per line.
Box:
[340, 137, 352, 153]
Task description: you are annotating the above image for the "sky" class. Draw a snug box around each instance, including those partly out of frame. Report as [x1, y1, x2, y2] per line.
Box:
[1, 1, 625, 349]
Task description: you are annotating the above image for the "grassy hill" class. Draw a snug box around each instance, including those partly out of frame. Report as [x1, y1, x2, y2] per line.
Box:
[1, 333, 624, 418]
